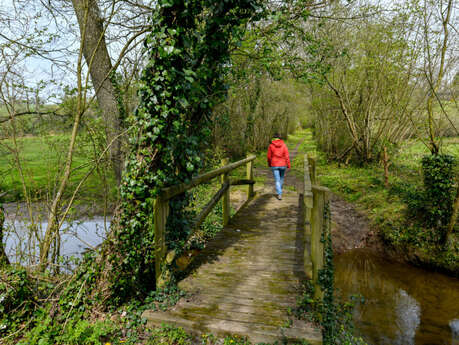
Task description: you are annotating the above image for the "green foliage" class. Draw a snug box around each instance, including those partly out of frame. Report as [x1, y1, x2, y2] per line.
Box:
[212, 77, 309, 158]
[318, 203, 336, 343]
[302, 5, 427, 163]
[421, 154, 456, 229]
[18, 316, 116, 345]
[59, 320, 115, 345]
[295, 282, 367, 345]
[0, 266, 36, 335]
[147, 324, 191, 345]
[108, 0, 263, 302]
[391, 154, 456, 243]
[144, 285, 185, 312]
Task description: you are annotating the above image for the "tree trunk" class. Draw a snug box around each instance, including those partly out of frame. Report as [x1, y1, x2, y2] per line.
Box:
[71, 0, 122, 184]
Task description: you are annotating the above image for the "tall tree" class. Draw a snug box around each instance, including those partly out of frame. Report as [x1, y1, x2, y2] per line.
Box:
[421, 0, 454, 154]
[71, 0, 122, 183]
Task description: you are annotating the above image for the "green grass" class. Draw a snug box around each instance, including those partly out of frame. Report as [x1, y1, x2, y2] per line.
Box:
[0, 134, 117, 203]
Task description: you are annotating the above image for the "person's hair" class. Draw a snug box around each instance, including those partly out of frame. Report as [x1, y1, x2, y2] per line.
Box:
[273, 133, 281, 139]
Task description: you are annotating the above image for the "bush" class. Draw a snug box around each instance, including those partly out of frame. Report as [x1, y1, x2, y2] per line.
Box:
[392, 154, 456, 244]
[0, 266, 36, 334]
[18, 317, 117, 345]
[421, 154, 456, 229]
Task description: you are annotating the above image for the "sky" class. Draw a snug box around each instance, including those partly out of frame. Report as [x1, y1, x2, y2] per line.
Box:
[0, 0, 457, 104]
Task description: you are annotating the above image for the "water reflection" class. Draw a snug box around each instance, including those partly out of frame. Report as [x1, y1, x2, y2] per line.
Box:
[334, 249, 459, 345]
[4, 218, 110, 264]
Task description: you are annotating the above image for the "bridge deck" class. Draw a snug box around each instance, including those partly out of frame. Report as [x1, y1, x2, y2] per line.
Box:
[143, 189, 322, 344]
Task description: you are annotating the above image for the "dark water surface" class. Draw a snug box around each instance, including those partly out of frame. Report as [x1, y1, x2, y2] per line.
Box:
[334, 249, 459, 345]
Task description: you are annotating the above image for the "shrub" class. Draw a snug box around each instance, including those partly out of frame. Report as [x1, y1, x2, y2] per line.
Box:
[0, 266, 36, 334]
[421, 154, 456, 232]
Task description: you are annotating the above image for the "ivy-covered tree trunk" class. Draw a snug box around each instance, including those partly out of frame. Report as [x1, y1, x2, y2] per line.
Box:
[104, 0, 262, 302]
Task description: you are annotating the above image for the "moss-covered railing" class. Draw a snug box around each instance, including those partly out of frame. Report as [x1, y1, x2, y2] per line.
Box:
[155, 154, 256, 287]
[303, 154, 331, 298]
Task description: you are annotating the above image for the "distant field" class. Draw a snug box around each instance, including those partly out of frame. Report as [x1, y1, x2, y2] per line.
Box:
[0, 134, 116, 203]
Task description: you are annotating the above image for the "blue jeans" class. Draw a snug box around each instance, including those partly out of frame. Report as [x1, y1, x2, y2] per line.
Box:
[271, 166, 286, 196]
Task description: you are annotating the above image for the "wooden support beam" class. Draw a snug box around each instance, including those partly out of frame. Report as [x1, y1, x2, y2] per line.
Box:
[308, 156, 316, 185]
[154, 197, 170, 288]
[230, 179, 255, 186]
[303, 154, 313, 209]
[221, 158, 230, 226]
[247, 153, 254, 198]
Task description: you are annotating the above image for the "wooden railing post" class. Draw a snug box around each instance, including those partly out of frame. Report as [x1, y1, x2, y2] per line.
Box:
[308, 156, 316, 185]
[247, 153, 254, 198]
[303, 155, 314, 279]
[221, 158, 230, 225]
[311, 185, 329, 299]
[155, 197, 169, 288]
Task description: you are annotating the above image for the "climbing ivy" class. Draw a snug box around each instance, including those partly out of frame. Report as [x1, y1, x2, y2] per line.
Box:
[421, 154, 456, 231]
[318, 202, 335, 343]
[106, 0, 263, 303]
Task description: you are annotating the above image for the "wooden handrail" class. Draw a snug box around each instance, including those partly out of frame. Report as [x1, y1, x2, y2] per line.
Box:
[160, 155, 256, 200]
[155, 154, 256, 288]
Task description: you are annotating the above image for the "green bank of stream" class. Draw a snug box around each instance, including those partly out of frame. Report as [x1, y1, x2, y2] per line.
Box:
[334, 248, 459, 345]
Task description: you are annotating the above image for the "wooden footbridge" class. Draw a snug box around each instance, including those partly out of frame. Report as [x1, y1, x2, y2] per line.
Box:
[143, 154, 331, 344]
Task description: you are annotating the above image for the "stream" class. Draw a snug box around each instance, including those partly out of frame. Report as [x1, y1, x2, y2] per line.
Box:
[334, 249, 459, 345]
[3, 218, 459, 344]
[4, 217, 110, 265]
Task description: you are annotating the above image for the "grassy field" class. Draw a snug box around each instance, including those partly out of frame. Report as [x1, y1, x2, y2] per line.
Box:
[0, 134, 117, 203]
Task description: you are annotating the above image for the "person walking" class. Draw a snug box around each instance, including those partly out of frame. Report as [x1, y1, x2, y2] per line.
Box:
[267, 133, 290, 200]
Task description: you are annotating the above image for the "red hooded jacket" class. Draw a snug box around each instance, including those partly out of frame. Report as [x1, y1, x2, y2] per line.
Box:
[267, 139, 290, 168]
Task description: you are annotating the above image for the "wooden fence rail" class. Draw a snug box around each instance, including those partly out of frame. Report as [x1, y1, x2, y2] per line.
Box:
[303, 154, 331, 299]
[155, 154, 256, 287]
